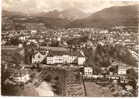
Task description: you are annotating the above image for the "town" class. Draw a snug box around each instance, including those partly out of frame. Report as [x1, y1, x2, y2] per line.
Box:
[1, 0, 139, 97]
[1, 26, 139, 96]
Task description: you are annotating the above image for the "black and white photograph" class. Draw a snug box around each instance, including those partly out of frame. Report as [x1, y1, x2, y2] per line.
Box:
[1, 0, 139, 97]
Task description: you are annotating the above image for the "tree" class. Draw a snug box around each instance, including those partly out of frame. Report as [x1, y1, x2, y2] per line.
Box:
[127, 68, 138, 80]
[11, 52, 23, 65]
[44, 75, 52, 82]
[8, 37, 21, 46]
[126, 68, 138, 89]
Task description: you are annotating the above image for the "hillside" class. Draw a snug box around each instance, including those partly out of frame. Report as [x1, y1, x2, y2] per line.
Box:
[2, 5, 138, 29]
[2, 10, 70, 30]
[59, 8, 89, 20]
[2, 7, 89, 30]
[67, 5, 138, 28]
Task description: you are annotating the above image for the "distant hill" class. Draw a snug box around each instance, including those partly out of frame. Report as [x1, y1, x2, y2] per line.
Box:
[38, 10, 61, 19]
[2, 10, 71, 30]
[59, 8, 89, 20]
[2, 10, 26, 17]
[67, 5, 138, 28]
[37, 8, 89, 20]
[2, 5, 138, 30]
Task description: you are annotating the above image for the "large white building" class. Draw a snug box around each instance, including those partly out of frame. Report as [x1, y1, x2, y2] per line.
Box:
[32, 48, 86, 66]
[46, 50, 86, 65]
[84, 67, 93, 76]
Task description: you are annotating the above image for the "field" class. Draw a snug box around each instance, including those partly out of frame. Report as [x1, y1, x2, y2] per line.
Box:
[64, 70, 85, 96]
[84, 81, 113, 97]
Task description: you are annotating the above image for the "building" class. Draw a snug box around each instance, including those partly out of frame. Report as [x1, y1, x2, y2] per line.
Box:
[32, 51, 48, 63]
[78, 56, 85, 65]
[46, 50, 85, 65]
[109, 59, 127, 75]
[118, 65, 127, 75]
[11, 69, 30, 84]
[84, 67, 93, 76]
[46, 51, 76, 64]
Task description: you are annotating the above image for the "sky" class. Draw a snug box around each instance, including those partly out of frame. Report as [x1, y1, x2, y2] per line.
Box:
[2, 0, 138, 14]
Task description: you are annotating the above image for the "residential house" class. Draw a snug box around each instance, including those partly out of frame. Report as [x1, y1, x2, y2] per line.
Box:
[78, 56, 85, 65]
[118, 65, 127, 75]
[120, 76, 129, 84]
[108, 59, 127, 75]
[11, 69, 30, 83]
[84, 67, 93, 76]
[32, 51, 49, 63]
[78, 50, 86, 65]
[83, 67, 105, 79]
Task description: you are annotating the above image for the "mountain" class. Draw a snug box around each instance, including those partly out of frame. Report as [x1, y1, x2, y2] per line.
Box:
[2, 10, 71, 30]
[59, 8, 89, 20]
[67, 5, 138, 28]
[42, 10, 61, 18]
[38, 8, 89, 20]
[2, 5, 138, 30]
[2, 8, 90, 30]
[2, 10, 29, 17]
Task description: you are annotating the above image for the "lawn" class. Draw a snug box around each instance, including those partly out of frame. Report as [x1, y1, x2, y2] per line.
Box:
[84, 81, 113, 97]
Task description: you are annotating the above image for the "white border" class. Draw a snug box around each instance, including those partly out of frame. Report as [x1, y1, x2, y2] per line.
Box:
[113, 0, 139, 1]
[0, 0, 139, 98]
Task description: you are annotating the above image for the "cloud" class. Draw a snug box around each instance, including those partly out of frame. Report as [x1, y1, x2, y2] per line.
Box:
[2, 0, 138, 13]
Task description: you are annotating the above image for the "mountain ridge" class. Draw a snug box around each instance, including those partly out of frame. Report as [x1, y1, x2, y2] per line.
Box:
[2, 4, 138, 29]
[66, 5, 138, 28]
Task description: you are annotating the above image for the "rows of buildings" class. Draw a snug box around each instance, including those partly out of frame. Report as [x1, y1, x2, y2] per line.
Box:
[2, 26, 138, 96]
[2, 26, 138, 52]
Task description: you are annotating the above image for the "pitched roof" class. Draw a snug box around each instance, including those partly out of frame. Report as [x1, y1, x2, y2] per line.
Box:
[47, 50, 84, 57]
[40, 46, 69, 52]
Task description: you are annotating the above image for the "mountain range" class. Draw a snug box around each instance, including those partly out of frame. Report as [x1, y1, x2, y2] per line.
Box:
[2, 4, 138, 29]
[38, 8, 90, 20]
[3, 8, 89, 20]
[67, 5, 138, 28]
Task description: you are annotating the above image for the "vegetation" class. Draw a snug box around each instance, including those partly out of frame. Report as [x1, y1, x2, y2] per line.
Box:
[84, 44, 137, 70]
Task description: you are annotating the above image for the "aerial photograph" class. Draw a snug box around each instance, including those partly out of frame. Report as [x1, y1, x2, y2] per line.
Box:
[1, 0, 139, 97]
